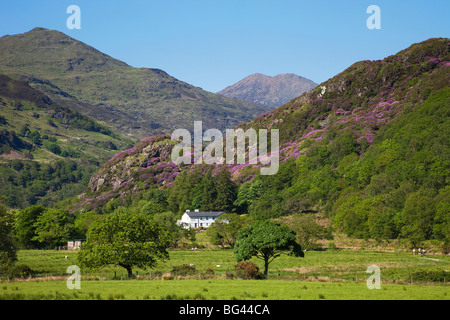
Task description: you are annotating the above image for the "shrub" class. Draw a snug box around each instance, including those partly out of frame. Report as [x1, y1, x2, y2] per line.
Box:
[410, 270, 449, 283]
[204, 268, 215, 278]
[328, 242, 338, 250]
[8, 264, 34, 279]
[234, 261, 263, 279]
[171, 264, 197, 276]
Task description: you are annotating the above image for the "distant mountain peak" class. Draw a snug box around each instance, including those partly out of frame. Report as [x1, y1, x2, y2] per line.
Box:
[30, 27, 49, 32]
[217, 73, 317, 107]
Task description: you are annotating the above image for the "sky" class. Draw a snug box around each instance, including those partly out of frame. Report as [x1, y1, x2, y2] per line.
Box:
[0, 0, 449, 93]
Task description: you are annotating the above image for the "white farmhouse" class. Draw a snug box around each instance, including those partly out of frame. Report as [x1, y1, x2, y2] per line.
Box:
[177, 209, 225, 229]
[67, 239, 85, 250]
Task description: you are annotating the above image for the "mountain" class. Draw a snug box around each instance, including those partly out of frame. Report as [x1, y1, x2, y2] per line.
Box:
[70, 38, 449, 245]
[0, 73, 133, 208]
[0, 73, 132, 161]
[0, 27, 270, 140]
[237, 38, 449, 147]
[217, 73, 317, 107]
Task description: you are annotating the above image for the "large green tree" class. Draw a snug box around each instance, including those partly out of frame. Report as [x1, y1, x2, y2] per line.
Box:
[234, 220, 304, 276]
[14, 205, 46, 248]
[214, 167, 238, 212]
[77, 212, 171, 277]
[32, 208, 75, 248]
[200, 170, 217, 211]
[234, 180, 263, 214]
[0, 205, 16, 273]
[400, 188, 437, 246]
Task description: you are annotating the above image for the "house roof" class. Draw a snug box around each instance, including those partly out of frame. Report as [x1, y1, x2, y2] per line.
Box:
[185, 210, 225, 217]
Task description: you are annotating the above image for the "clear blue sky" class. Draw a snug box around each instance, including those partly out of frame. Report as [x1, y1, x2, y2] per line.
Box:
[0, 0, 449, 92]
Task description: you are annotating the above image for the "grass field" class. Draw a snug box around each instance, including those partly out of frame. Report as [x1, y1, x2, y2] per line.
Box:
[1, 279, 449, 300]
[1, 248, 449, 300]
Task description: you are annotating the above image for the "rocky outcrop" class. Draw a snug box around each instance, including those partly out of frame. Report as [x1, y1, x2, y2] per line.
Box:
[88, 135, 176, 190]
[75, 135, 180, 211]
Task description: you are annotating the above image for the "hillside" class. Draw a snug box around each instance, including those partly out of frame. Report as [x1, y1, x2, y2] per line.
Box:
[0, 74, 132, 160]
[0, 73, 133, 208]
[217, 73, 317, 107]
[70, 38, 449, 246]
[0, 27, 270, 140]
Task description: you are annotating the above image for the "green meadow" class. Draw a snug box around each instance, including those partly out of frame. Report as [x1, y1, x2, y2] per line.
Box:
[1, 248, 449, 300]
[1, 279, 449, 300]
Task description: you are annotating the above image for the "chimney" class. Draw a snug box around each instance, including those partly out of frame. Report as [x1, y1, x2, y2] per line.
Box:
[195, 209, 199, 212]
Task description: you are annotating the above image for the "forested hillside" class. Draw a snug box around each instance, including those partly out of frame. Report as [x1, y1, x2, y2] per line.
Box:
[0, 74, 133, 208]
[61, 38, 449, 247]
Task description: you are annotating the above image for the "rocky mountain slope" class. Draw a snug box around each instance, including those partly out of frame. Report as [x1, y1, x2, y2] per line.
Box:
[217, 73, 317, 107]
[0, 27, 270, 140]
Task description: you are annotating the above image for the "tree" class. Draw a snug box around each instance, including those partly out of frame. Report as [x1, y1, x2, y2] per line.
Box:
[433, 186, 450, 244]
[77, 212, 171, 278]
[234, 220, 304, 276]
[279, 214, 333, 250]
[73, 211, 102, 239]
[19, 125, 30, 137]
[400, 188, 436, 246]
[207, 213, 251, 248]
[0, 205, 16, 273]
[45, 142, 61, 155]
[28, 130, 42, 146]
[140, 201, 167, 216]
[154, 211, 195, 247]
[167, 168, 203, 214]
[33, 208, 75, 248]
[234, 180, 263, 214]
[14, 205, 46, 249]
[200, 171, 218, 211]
[214, 167, 237, 212]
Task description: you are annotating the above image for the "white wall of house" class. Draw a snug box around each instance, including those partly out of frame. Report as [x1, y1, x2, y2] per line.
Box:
[179, 212, 193, 227]
[177, 210, 224, 229]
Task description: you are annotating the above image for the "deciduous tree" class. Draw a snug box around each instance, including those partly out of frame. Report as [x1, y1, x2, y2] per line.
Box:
[77, 212, 171, 278]
[207, 213, 251, 248]
[32, 208, 75, 248]
[0, 205, 16, 273]
[234, 220, 304, 276]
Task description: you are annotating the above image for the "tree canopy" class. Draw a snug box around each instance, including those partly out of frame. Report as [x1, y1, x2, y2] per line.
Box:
[234, 220, 304, 276]
[0, 204, 16, 273]
[32, 208, 75, 248]
[206, 213, 251, 248]
[77, 212, 171, 277]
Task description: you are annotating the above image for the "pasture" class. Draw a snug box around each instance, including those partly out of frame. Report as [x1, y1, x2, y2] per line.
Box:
[1, 248, 449, 300]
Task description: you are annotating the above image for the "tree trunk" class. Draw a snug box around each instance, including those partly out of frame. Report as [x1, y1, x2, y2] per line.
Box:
[264, 258, 269, 276]
[126, 267, 133, 278]
[120, 264, 133, 278]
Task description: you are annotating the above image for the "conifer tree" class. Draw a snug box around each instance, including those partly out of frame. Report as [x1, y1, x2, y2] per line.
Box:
[201, 171, 218, 211]
[214, 167, 237, 212]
